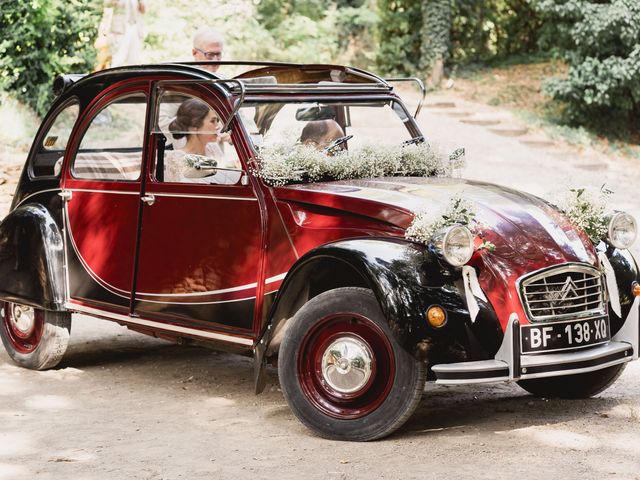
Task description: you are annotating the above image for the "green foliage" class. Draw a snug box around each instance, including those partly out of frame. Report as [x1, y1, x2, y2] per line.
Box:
[535, 0, 640, 134]
[335, 6, 379, 66]
[376, 0, 543, 76]
[0, 0, 101, 116]
[451, 0, 543, 63]
[251, 0, 377, 68]
[375, 0, 423, 75]
[257, 0, 331, 30]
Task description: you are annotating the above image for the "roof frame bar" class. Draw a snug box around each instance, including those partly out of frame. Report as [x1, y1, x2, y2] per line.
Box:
[385, 77, 426, 118]
[166, 61, 389, 87]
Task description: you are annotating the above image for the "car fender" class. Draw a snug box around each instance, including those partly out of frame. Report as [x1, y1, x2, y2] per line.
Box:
[605, 247, 640, 333]
[254, 237, 501, 393]
[0, 203, 66, 310]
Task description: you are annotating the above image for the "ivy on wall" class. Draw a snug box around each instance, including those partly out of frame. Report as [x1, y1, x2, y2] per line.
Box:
[421, 0, 451, 70]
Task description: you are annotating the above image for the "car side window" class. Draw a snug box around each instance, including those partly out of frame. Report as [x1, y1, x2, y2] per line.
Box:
[72, 92, 147, 181]
[154, 91, 242, 185]
[30, 101, 80, 178]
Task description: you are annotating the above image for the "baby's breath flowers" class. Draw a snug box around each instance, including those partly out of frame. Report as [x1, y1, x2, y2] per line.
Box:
[405, 195, 496, 251]
[252, 142, 461, 187]
[557, 186, 613, 243]
[405, 196, 474, 244]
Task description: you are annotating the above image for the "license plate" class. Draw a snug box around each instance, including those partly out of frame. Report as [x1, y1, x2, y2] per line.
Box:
[521, 316, 610, 354]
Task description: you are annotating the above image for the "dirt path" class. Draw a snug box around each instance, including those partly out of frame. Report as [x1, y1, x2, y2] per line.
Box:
[1, 94, 639, 480]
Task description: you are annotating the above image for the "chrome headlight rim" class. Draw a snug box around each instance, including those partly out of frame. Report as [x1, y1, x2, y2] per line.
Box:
[607, 211, 637, 249]
[433, 224, 475, 267]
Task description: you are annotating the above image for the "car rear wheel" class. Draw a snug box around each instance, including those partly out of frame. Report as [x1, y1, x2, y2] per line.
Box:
[517, 363, 626, 399]
[0, 302, 71, 370]
[278, 287, 426, 441]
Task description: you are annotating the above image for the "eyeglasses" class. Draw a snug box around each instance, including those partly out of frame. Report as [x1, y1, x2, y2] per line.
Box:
[194, 47, 223, 60]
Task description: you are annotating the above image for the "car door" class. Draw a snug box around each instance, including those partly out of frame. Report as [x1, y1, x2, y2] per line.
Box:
[62, 85, 148, 313]
[132, 84, 264, 337]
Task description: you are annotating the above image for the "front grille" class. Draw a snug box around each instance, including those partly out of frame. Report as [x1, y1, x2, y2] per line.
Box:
[520, 265, 605, 321]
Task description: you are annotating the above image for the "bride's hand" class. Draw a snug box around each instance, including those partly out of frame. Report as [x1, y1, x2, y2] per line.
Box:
[217, 132, 232, 145]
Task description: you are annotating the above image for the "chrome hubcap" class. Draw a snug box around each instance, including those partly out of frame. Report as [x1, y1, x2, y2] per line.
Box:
[10, 304, 36, 337]
[321, 337, 373, 394]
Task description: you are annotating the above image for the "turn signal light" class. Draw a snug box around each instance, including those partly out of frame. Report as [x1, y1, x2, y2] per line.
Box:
[633, 282, 640, 297]
[427, 306, 447, 328]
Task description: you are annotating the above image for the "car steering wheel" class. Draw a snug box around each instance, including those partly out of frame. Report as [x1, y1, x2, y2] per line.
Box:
[323, 134, 353, 153]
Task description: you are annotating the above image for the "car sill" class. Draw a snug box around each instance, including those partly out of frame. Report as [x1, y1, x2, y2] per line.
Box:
[66, 301, 254, 346]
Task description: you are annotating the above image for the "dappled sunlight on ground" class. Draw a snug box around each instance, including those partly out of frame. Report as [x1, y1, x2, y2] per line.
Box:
[203, 396, 236, 408]
[0, 463, 29, 480]
[0, 316, 637, 479]
[607, 403, 640, 422]
[45, 448, 96, 463]
[37, 367, 85, 381]
[0, 432, 34, 457]
[505, 427, 599, 450]
[0, 374, 26, 396]
[606, 431, 640, 454]
[24, 395, 73, 411]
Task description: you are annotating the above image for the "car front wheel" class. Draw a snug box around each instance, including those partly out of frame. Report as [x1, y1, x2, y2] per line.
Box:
[517, 363, 626, 399]
[278, 287, 426, 441]
[0, 302, 71, 370]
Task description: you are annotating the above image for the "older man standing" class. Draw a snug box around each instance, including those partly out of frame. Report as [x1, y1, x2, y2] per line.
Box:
[191, 27, 225, 73]
[158, 28, 226, 144]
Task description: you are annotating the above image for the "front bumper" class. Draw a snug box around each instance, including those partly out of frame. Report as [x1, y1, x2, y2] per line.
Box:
[432, 296, 639, 385]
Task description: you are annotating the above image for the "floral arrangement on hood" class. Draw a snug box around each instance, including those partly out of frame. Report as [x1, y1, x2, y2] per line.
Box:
[556, 186, 613, 244]
[405, 195, 495, 252]
[253, 142, 464, 187]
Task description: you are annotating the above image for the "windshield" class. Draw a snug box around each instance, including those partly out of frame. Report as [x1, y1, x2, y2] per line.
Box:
[238, 98, 455, 187]
[239, 99, 420, 151]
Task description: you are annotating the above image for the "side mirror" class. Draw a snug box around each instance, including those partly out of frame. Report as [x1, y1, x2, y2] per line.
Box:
[295, 105, 336, 122]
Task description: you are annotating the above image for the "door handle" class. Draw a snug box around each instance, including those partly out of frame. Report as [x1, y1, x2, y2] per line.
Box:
[141, 194, 155, 206]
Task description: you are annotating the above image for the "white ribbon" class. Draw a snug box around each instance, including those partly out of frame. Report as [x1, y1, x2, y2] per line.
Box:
[462, 266, 488, 323]
[598, 252, 622, 318]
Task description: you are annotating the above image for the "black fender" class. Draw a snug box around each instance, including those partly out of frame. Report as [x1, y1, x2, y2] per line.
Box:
[0, 203, 66, 310]
[606, 247, 640, 333]
[253, 237, 501, 393]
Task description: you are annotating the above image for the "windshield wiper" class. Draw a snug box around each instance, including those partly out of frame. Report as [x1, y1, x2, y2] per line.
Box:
[402, 135, 425, 147]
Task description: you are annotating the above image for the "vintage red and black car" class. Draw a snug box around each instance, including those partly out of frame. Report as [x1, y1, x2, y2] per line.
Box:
[0, 62, 638, 441]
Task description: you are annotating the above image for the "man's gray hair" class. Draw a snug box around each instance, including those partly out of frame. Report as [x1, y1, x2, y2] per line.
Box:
[193, 27, 225, 48]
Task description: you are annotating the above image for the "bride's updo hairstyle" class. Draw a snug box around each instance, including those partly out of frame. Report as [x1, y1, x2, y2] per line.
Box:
[169, 98, 211, 140]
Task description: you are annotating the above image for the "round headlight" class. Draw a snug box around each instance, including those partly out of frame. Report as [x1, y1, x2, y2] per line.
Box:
[433, 225, 474, 267]
[608, 212, 637, 249]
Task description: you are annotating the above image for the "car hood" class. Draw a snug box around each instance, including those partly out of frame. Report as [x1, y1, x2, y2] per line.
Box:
[275, 177, 599, 325]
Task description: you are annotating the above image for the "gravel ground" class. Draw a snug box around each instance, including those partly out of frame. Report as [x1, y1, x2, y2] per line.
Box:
[0, 93, 639, 480]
